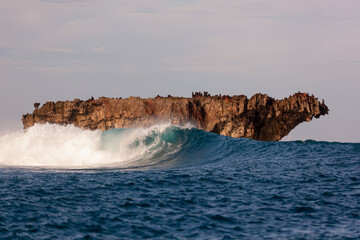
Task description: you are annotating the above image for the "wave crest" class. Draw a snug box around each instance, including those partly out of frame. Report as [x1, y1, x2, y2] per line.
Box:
[0, 123, 200, 169]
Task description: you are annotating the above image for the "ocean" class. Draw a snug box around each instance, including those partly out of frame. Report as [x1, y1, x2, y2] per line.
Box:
[0, 124, 359, 239]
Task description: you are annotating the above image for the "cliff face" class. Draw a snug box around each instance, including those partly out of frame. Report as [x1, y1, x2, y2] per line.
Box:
[22, 92, 329, 141]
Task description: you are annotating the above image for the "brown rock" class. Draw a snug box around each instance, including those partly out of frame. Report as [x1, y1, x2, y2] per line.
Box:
[22, 92, 329, 141]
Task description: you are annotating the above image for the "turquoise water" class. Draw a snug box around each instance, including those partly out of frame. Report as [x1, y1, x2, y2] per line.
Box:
[0, 125, 359, 239]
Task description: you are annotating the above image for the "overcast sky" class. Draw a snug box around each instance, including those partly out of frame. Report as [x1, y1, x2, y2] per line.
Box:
[1, 0, 359, 142]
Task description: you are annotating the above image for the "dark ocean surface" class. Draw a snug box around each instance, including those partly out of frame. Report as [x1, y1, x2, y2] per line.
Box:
[0, 124, 359, 239]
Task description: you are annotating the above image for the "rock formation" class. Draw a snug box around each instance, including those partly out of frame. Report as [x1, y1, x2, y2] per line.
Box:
[22, 92, 329, 141]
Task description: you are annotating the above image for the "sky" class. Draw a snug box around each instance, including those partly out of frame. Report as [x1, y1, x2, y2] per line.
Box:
[0, 0, 359, 142]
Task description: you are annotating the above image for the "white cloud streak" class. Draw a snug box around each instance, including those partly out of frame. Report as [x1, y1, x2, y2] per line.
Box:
[37, 48, 79, 53]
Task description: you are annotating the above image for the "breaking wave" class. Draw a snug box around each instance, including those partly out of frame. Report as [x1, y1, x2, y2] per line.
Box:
[0, 123, 228, 169]
[0, 123, 358, 170]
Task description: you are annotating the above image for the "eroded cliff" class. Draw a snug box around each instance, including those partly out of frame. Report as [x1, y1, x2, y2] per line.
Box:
[22, 92, 329, 141]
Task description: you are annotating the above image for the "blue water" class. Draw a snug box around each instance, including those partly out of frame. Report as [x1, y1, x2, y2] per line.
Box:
[0, 125, 359, 239]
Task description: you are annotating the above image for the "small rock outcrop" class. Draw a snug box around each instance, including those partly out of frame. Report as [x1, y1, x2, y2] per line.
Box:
[22, 92, 329, 141]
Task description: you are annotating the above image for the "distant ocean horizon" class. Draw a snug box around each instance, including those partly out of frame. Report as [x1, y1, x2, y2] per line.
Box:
[0, 124, 359, 239]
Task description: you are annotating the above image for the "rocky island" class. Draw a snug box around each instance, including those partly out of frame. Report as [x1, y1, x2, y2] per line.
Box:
[22, 92, 329, 141]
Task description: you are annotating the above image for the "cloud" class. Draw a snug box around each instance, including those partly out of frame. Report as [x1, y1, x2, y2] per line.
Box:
[13, 65, 101, 73]
[168, 65, 248, 73]
[90, 46, 109, 53]
[40, 0, 98, 3]
[0, 58, 30, 66]
[37, 47, 79, 53]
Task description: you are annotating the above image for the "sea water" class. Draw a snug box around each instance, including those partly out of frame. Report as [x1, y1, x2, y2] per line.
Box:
[0, 124, 359, 239]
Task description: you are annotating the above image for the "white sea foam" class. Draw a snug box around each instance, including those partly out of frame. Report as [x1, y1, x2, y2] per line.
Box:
[0, 123, 177, 168]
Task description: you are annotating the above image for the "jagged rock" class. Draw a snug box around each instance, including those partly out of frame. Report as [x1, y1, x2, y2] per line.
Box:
[33, 103, 40, 110]
[22, 92, 329, 141]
